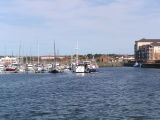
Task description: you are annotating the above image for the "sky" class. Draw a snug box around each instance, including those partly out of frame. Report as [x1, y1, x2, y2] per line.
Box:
[0, 0, 160, 56]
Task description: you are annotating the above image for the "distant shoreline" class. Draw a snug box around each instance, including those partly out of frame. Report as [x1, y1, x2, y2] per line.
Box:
[97, 62, 124, 67]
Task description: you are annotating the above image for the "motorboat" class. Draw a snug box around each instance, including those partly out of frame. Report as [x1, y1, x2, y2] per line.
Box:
[133, 62, 142, 67]
[83, 61, 98, 73]
[5, 65, 18, 73]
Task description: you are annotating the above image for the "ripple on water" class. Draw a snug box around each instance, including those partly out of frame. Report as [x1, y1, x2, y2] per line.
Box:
[0, 67, 160, 119]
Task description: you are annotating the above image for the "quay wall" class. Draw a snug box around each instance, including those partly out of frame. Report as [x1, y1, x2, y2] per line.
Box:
[141, 63, 160, 68]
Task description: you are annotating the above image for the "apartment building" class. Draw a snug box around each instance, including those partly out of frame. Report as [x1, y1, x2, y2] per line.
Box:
[135, 38, 160, 62]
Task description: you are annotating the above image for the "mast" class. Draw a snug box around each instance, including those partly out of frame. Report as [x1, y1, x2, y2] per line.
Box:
[29, 48, 32, 64]
[26, 54, 28, 64]
[37, 41, 39, 65]
[76, 40, 78, 65]
[18, 41, 21, 65]
[54, 41, 56, 67]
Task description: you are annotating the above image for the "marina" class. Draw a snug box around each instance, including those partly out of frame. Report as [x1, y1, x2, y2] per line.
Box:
[0, 56, 99, 74]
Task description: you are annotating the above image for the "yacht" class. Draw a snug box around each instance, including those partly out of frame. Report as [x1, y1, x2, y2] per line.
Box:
[83, 60, 99, 73]
[0, 65, 6, 73]
[5, 64, 18, 73]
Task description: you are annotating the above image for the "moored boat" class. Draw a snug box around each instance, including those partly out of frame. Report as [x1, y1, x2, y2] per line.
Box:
[25, 64, 35, 73]
[0, 65, 6, 73]
[5, 64, 18, 73]
[72, 63, 85, 73]
[49, 41, 63, 73]
[83, 60, 99, 73]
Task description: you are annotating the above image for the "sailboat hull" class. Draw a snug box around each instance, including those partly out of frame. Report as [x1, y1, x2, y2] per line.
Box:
[50, 69, 59, 73]
[73, 65, 85, 73]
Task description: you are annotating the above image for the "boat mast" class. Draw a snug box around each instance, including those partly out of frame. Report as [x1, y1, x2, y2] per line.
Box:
[76, 40, 78, 65]
[54, 41, 56, 67]
[26, 54, 28, 64]
[37, 41, 39, 65]
[18, 41, 21, 65]
[30, 48, 31, 64]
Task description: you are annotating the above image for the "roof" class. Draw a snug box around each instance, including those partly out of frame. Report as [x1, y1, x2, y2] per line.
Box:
[136, 38, 160, 42]
[151, 42, 160, 46]
[139, 42, 160, 48]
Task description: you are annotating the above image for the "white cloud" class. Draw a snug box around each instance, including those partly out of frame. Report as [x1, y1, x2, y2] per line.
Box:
[0, 0, 160, 55]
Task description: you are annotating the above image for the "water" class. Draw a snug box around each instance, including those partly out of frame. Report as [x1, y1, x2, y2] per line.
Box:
[0, 67, 160, 120]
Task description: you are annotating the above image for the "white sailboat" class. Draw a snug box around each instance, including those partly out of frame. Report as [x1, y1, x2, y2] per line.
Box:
[35, 41, 43, 73]
[25, 53, 35, 73]
[72, 41, 85, 73]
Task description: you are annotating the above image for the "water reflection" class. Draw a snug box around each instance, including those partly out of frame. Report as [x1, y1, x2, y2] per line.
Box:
[75, 73, 85, 77]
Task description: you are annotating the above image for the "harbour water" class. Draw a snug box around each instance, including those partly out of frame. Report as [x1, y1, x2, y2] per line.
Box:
[0, 67, 160, 120]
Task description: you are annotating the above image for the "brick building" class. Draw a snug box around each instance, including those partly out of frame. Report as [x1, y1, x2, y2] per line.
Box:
[99, 56, 109, 62]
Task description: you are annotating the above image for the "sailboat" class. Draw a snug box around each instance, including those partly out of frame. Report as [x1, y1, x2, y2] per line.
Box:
[25, 53, 35, 73]
[35, 41, 43, 73]
[72, 41, 85, 73]
[49, 41, 62, 73]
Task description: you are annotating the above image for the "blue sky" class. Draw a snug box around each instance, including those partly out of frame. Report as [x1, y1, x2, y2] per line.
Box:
[0, 0, 160, 56]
